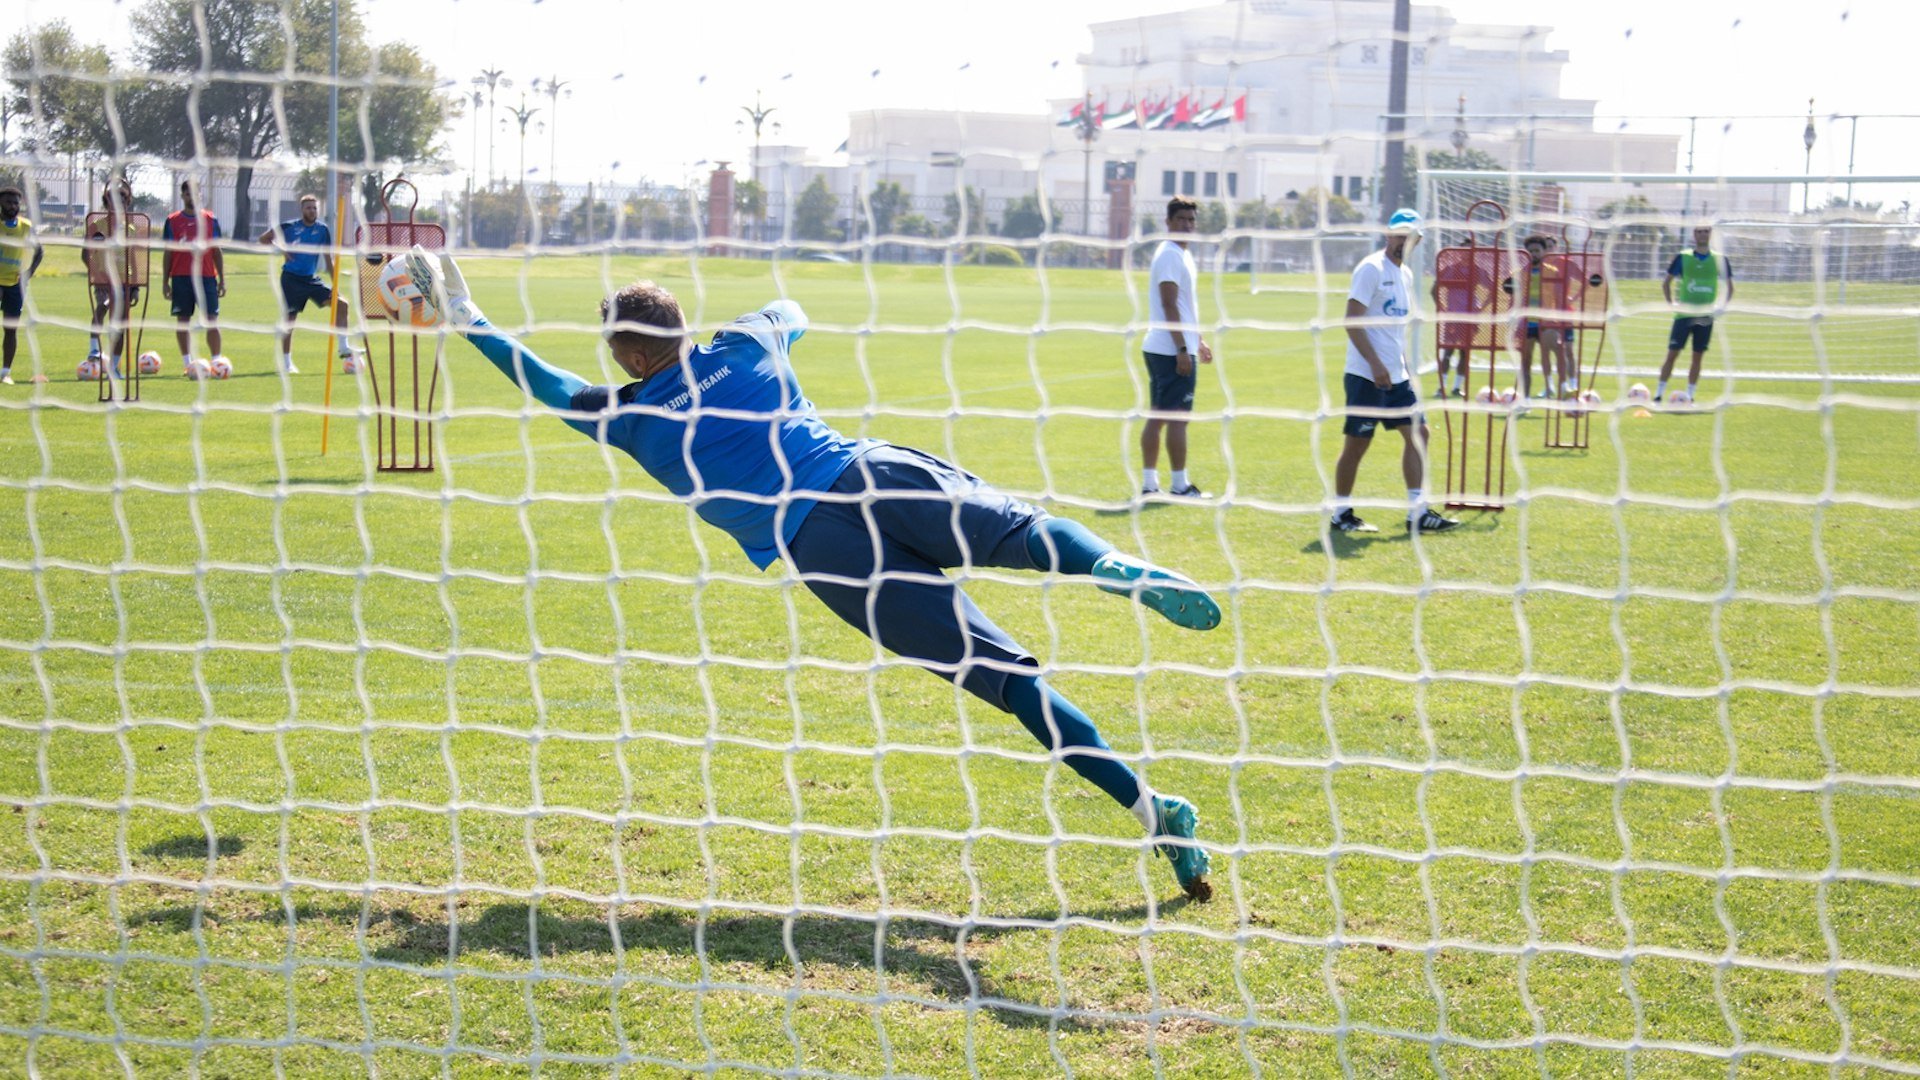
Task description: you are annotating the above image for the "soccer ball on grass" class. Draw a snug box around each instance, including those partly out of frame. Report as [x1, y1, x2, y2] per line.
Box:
[183, 356, 213, 381]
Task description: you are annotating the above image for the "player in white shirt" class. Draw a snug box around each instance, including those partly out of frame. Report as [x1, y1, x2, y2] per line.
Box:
[1330, 209, 1460, 535]
[1138, 196, 1211, 498]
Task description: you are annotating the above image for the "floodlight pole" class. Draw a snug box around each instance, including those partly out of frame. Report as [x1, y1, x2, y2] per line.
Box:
[1074, 92, 1100, 240]
[533, 76, 571, 191]
[1378, 0, 1411, 219]
[738, 91, 778, 240]
[320, 0, 340, 457]
[475, 69, 510, 189]
[1802, 98, 1816, 215]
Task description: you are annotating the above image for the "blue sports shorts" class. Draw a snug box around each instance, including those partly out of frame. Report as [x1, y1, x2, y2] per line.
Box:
[785, 444, 1046, 712]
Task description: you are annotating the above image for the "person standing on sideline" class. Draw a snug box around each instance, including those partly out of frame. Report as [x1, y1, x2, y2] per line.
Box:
[161, 179, 225, 368]
[1330, 209, 1460, 535]
[0, 186, 44, 385]
[1138, 196, 1211, 499]
[1657, 224, 1733, 403]
[259, 193, 361, 374]
[84, 180, 141, 367]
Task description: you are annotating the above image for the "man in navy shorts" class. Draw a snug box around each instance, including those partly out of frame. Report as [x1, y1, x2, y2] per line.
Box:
[387, 246, 1222, 901]
[258, 193, 362, 374]
[160, 179, 225, 368]
[1330, 210, 1460, 535]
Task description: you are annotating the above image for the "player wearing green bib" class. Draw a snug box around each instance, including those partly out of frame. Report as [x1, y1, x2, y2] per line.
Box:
[1658, 225, 1733, 402]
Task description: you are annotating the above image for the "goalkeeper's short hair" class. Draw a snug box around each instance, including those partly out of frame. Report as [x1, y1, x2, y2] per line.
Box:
[601, 280, 687, 365]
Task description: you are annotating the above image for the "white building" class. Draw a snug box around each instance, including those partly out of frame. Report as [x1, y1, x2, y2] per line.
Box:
[754, 0, 1787, 237]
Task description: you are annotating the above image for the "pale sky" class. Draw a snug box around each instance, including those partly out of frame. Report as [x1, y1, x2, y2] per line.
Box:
[17, 0, 1918, 202]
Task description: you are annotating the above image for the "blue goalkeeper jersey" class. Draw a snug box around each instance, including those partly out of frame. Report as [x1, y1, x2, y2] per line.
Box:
[569, 301, 879, 569]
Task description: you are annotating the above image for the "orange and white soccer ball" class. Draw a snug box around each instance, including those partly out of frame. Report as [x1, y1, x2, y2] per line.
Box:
[341, 351, 364, 375]
[1626, 382, 1651, 403]
[1473, 386, 1494, 405]
[76, 358, 104, 381]
[1579, 389, 1603, 409]
[209, 355, 232, 379]
[183, 356, 213, 380]
[377, 257, 439, 329]
[1498, 387, 1519, 407]
[1667, 390, 1693, 408]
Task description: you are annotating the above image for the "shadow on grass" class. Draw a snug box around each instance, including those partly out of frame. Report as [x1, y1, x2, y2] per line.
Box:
[1300, 510, 1501, 558]
[130, 894, 1189, 1031]
[140, 833, 246, 860]
[1093, 501, 1170, 518]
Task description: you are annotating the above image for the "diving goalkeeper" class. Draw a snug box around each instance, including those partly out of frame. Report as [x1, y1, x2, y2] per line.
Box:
[389, 247, 1220, 901]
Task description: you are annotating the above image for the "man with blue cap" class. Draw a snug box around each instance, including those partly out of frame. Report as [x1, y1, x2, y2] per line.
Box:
[1330, 209, 1459, 535]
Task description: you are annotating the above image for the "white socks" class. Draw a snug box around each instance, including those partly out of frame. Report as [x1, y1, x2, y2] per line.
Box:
[1130, 788, 1159, 833]
[1142, 467, 1160, 492]
[1408, 488, 1424, 520]
[1657, 379, 1669, 398]
[1687, 381, 1698, 398]
[1170, 469, 1189, 491]
[1331, 497, 1352, 522]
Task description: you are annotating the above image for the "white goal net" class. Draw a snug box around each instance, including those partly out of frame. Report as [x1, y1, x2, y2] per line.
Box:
[3, 2, 1920, 1077]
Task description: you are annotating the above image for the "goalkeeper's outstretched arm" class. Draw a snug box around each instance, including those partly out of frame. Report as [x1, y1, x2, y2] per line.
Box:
[399, 246, 598, 437]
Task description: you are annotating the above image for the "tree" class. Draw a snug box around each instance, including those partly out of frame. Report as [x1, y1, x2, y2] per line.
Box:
[1288, 187, 1363, 230]
[1398, 146, 1507, 214]
[893, 212, 937, 238]
[793, 175, 842, 242]
[942, 186, 986, 237]
[125, 0, 448, 238]
[866, 180, 906, 235]
[1000, 194, 1048, 240]
[1234, 199, 1285, 230]
[307, 39, 448, 176]
[125, 0, 293, 237]
[1594, 195, 1663, 278]
[1197, 201, 1228, 236]
[735, 178, 765, 217]
[2, 21, 115, 159]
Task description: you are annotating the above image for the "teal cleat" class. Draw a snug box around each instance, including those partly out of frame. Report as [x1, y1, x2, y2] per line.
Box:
[1091, 552, 1222, 632]
[1152, 795, 1213, 902]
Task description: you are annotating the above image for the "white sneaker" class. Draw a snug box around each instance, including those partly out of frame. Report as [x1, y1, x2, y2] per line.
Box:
[282, 357, 300, 375]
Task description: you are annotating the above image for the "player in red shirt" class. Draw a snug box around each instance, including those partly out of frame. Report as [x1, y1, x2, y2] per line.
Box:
[160, 179, 226, 367]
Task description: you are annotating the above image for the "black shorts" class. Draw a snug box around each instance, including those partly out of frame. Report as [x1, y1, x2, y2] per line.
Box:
[280, 273, 334, 316]
[0, 282, 20, 320]
[92, 284, 142, 309]
[785, 444, 1046, 713]
[169, 276, 220, 320]
[1143, 351, 1197, 413]
[1343, 373, 1421, 439]
[1669, 316, 1713, 352]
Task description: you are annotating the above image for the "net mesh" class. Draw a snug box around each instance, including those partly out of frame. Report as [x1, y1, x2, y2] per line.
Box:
[3, 2, 1920, 1076]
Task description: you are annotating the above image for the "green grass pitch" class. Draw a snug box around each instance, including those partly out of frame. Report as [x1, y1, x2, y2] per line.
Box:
[1, 246, 1918, 1077]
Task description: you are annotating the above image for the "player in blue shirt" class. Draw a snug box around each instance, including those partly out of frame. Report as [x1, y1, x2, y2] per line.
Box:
[257, 194, 360, 374]
[389, 246, 1220, 901]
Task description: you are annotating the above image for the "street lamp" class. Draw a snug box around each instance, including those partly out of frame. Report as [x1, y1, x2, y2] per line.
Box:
[532, 76, 571, 191]
[736, 91, 780, 240]
[1073, 91, 1100, 239]
[504, 96, 541, 189]
[1802, 97, 1817, 214]
[473, 69, 510, 189]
